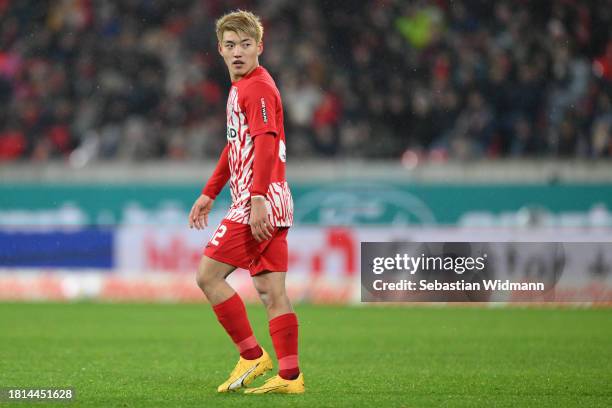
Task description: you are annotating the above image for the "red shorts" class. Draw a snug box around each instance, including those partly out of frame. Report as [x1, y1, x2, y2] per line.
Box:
[203, 219, 289, 276]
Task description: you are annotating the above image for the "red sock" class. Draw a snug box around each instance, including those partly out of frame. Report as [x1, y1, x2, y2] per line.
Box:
[212, 293, 263, 360]
[269, 313, 300, 380]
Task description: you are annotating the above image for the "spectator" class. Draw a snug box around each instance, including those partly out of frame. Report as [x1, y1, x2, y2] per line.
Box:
[0, 0, 610, 162]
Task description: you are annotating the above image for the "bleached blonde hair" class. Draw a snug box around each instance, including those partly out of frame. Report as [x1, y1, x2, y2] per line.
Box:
[215, 10, 264, 43]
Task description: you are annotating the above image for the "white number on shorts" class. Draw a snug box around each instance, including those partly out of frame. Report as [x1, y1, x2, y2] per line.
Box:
[210, 225, 228, 246]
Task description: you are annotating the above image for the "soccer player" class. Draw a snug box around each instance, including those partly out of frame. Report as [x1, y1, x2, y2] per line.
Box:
[188, 10, 304, 394]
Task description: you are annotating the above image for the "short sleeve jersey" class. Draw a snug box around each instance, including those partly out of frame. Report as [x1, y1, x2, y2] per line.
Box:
[224, 66, 293, 227]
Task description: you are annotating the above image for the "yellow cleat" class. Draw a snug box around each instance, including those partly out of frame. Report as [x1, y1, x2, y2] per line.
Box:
[244, 373, 305, 394]
[217, 348, 273, 393]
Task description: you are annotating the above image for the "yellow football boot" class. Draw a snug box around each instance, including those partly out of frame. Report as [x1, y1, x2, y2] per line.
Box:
[217, 348, 273, 393]
[244, 372, 305, 394]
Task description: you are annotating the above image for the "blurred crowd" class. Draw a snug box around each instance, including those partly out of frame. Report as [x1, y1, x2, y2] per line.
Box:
[0, 0, 611, 163]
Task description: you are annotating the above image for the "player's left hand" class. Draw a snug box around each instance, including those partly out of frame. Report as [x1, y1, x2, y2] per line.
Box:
[249, 196, 274, 242]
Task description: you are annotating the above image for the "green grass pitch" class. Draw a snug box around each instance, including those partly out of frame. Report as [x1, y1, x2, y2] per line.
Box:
[1, 303, 611, 407]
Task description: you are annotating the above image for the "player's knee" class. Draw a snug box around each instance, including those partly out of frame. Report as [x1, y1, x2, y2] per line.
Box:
[254, 280, 280, 309]
[195, 265, 221, 290]
[253, 279, 270, 300]
[195, 269, 208, 290]
[253, 274, 289, 309]
[263, 290, 289, 310]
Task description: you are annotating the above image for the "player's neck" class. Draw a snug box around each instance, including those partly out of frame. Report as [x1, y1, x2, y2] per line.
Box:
[230, 63, 260, 83]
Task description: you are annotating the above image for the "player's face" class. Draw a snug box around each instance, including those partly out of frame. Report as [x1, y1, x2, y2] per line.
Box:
[219, 30, 262, 81]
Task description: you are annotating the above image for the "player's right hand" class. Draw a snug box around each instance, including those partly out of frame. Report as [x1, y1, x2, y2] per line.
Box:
[189, 194, 214, 230]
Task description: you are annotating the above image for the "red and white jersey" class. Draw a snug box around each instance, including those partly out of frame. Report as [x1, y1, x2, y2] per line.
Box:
[224, 66, 293, 227]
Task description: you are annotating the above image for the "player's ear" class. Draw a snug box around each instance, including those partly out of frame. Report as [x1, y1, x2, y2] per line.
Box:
[218, 42, 223, 56]
[257, 41, 263, 56]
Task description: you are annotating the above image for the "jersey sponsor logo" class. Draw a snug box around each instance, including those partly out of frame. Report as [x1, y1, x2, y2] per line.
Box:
[227, 126, 238, 141]
[226, 87, 241, 143]
[260, 97, 268, 123]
